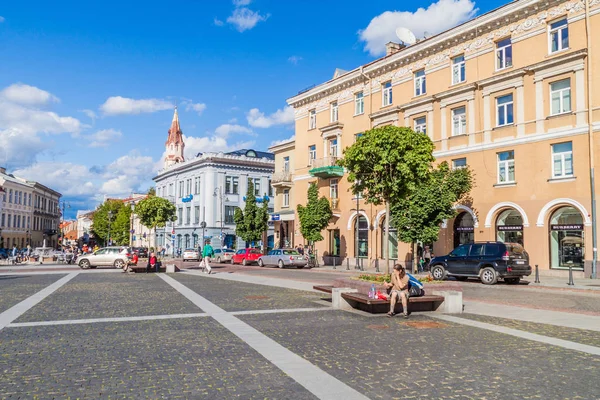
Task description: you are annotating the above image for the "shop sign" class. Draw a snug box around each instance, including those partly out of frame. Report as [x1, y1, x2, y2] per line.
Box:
[272, 214, 280, 221]
[551, 224, 584, 231]
[455, 227, 474, 232]
[497, 225, 523, 231]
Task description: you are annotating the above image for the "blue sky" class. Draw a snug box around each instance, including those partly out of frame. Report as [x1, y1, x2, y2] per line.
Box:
[0, 0, 505, 217]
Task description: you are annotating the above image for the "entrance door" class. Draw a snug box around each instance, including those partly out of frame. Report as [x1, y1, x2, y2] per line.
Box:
[453, 212, 474, 249]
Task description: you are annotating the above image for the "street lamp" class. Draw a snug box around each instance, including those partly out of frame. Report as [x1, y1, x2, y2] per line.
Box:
[107, 211, 113, 246]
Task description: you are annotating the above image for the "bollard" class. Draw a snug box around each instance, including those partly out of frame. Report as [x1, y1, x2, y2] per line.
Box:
[333, 257, 336, 270]
[346, 258, 350, 270]
[534, 264, 540, 283]
[567, 265, 575, 286]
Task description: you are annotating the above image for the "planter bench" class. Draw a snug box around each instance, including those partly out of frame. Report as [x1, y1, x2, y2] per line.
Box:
[313, 285, 334, 294]
[341, 292, 445, 314]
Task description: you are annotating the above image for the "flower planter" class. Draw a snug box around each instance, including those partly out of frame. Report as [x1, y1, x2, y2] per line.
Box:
[332, 277, 462, 296]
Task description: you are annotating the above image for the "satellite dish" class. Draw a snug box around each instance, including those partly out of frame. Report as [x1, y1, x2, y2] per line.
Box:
[396, 27, 417, 45]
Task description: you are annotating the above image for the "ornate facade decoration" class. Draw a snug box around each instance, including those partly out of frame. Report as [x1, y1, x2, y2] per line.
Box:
[164, 107, 185, 169]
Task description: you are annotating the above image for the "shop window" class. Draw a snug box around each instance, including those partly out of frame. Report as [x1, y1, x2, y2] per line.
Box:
[550, 206, 584, 269]
[355, 215, 369, 258]
[496, 209, 523, 245]
[453, 212, 474, 248]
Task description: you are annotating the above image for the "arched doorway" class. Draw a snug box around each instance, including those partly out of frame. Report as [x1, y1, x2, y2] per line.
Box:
[453, 212, 474, 248]
[496, 209, 524, 245]
[380, 218, 398, 259]
[354, 215, 369, 258]
[550, 206, 584, 270]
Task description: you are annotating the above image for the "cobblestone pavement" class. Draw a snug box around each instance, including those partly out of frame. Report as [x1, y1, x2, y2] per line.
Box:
[239, 311, 600, 399]
[15, 273, 201, 323]
[0, 274, 66, 313]
[172, 273, 327, 312]
[457, 313, 600, 348]
[0, 318, 316, 399]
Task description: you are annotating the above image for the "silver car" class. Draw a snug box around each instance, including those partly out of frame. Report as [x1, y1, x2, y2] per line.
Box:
[210, 249, 235, 263]
[183, 248, 200, 262]
[258, 248, 308, 269]
[78, 246, 131, 269]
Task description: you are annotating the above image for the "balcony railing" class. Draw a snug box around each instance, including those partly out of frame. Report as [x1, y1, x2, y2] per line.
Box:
[309, 157, 344, 178]
[310, 156, 339, 169]
[271, 171, 293, 187]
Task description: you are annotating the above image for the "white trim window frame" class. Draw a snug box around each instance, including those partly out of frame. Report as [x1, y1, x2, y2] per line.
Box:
[452, 55, 465, 85]
[496, 94, 514, 127]
[496, 38, 513, 71]
[329, 138, 339, 158]
[549, 18, 569, 54]
[550, 79, 571, 116]
[414, 70, 426, 96]
[330, 101, 338, 123]
[451, 106, 467, 136]
[309, 109, 316, 130]
[283, 156, 290, 172]
[354, 91, 364, 115]
[308, 145, 316, 165]
[551, 142, 574, 178]
[382, 81, 393, 107]
[497, 150, 515, 184]
[452, 158, 467, 170]
[414, 116, 427, 134]
[329, 179, 339, 199]
[283, 189, 290, 208]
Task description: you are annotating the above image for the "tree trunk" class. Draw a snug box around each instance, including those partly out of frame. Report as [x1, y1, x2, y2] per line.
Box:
[385, 201, 390, 274]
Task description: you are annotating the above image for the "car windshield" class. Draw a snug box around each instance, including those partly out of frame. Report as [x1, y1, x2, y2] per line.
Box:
[283, 250, 300, 255]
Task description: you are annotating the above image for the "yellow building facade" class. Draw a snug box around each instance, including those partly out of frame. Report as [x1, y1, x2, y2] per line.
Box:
[279, 0, 600, 277]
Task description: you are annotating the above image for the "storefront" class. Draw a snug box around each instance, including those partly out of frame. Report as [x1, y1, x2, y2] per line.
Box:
[549, 206, 584, 270]
[355, 215, 369, 258]
[453, 212, 474, 248]
[496, 209, 524, 245]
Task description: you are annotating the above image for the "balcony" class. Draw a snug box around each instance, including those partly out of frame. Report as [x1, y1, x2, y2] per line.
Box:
[309, 157, 344, 178]
[271, 171, 293, 188]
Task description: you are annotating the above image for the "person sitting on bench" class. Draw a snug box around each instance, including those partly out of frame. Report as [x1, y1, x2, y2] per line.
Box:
[146, 252, 158, 273]
[384, 264, 410, 318]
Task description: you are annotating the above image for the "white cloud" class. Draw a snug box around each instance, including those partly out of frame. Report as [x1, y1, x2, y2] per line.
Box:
[1, 83, 59, 106]
[227, 7, 269, 32]
[100, 96, 173, 116]
[87, 128, 122, 148]
[80, 109, 97, 122]
[247, 106, 295, 128]
[288, 56, 302, 65]
[358, 0, 478, 56]
[270, 135, 295, 147]
[185, 102, 207, 115]
[214, 124, 253, 137]
[182, 135, 255, 160]
[214, 18, 224, 27]
[0, 17, 5, 23]
[233, 0, 252, 6]
[13, 162, 96, 197]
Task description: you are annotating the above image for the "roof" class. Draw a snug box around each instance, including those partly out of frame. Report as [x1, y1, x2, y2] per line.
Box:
[195, 148, 274, 160]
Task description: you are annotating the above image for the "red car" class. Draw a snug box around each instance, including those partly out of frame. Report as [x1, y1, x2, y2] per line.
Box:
[231, 248, 263, 266]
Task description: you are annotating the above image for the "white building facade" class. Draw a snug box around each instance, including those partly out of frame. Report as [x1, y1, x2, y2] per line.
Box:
[0, 167, 34, 249]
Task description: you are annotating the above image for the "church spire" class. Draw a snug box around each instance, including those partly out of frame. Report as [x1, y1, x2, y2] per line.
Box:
[164, 106, 185, 168]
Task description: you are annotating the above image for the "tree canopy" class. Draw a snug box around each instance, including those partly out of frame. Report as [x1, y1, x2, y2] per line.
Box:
[91, 200, 131, 246]
[134, 196, 177, 234]
[234, 181, 269, 245]
[297, 182, 333, 244]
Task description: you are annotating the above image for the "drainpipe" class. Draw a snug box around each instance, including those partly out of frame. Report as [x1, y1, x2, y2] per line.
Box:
[585, 0, 597, 279]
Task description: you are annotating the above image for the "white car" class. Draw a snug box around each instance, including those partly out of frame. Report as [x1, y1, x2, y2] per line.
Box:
[183, 248, 200, 262]
[258, 249, 308, 269]
[78, 246, 131, 269]
[210, 249, 235, 263]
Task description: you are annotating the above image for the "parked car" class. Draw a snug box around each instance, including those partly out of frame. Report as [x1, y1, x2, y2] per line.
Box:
[78, 246, 132, 269]
[210, 248, 235, 263]
[182, 248, 200, 262]
[132, 247, 149, 258]
[429, 242, 531, 285]
[231, 248, 262, 266]
[258, 248, 308, 269]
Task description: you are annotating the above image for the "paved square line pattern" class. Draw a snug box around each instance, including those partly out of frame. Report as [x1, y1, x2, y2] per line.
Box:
[159, 274, 369, 400]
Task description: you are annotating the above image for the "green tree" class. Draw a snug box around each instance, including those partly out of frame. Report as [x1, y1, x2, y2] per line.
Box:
[134, 196, 177, 242]
[234, 181, 268, 247]
[91, 200, 131, 246]
[297, 182, 333, 245]
[147, 187, 156, 196]
[391, 162, 474, 272]
[338, 126, 435, 272]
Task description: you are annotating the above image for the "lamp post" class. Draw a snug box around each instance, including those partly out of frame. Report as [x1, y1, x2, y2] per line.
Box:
[107, 210, 113, 246]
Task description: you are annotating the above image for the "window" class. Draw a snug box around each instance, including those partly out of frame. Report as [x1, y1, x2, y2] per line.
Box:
[283, 189, 290, 207]
[414, 70, 426, 96]
[354, 133, 364, 142]
[329, 138, 338, 158]
[550, 79, 571, 115]
[330, 179, 338, 199]
[496, 94, 514, 126]
[496, 38, 513, 70]
[452, 55, 465, 84]
[552, 142, 573, 178]
[451, 244, 469, 257]
[8, 189, 12, 203]
[194, 206, 200, 224]
[414, 117, 427, 134]
[1, 213, 4, 227]
[27, 216, 30, 229]
[6, 214, 10, 228]
[452, 106, 467, 136]
[497, 151, 515, 183]
[283, 156, 290, 172]
[549, 18, 568, 53]
[469, 244, 485, 256]
[330, 101, 338, 123]
[355, 92, 364, 115]
[177, 208, 182, 225]
[225, 206, 235, 224]
[254, 178, 261, 196]
[169, 183, 174, 196]
[187, 179, 192, 196]
[194, 177, 200, 194]
[382, 81, 393, 106]
[225, 176, 239, 194]
[268, 180, 273, 197]
[309, 109, 316, 130]
[452, 158, 467, 170]
[179, 181, 184, 198]
[185, 206, 191, 225]
[308, 145, 316, 165]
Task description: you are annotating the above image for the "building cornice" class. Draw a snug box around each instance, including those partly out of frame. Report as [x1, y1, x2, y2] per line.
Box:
[268, 140, 296, 153]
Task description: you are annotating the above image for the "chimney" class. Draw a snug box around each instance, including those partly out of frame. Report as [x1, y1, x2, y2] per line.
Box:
[385, 42, 405, 56]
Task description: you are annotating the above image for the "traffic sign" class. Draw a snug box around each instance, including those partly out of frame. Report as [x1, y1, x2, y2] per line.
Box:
[200, 221, 207, 229]
[171, 234, 176, 240]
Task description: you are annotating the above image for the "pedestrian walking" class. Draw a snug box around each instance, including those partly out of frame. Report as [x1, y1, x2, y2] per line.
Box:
[202, 240, 214, 274]
[423, 246, 432, 271]
[297, 244, 304, 255]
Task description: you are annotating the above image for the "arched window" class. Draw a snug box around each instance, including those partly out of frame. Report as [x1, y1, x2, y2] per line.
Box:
[496, 209, 524, 245]
[354, 216, 369, 258]
[453, 212, 474, 248]
[184, 234, 190, 249]
[549, 206, 584, 270]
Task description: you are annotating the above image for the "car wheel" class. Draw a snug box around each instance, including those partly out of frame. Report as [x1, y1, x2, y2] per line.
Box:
[79, 259, 90, 269]
[480, 267, 498, 285]
[242, 258, 247, 266]
[430, 265, 446, 280]
[455, 276, 468, 281]
[114, 259, 125, 269]
[217, 257, 222, 263]
[278, 260, 284, 269]
[505, 277, 521, 284]
[258, 259, 264, 267]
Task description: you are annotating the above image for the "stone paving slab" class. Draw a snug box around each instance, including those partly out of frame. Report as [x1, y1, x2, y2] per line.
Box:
[457, 313, 600, 349]
[239, 311, 600, 399]
[0, 318, 316, 399]
[0, 274, 66, 314]
[15, 273, 201, 322]
[172, 273, 326, 312]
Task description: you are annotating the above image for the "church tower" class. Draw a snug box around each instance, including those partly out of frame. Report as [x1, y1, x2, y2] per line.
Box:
[164, 107, 185, 168]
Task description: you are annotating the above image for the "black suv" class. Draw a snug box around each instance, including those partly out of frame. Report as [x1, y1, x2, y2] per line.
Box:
[132, 247, 149, 258]
[429, 242, 531, 285]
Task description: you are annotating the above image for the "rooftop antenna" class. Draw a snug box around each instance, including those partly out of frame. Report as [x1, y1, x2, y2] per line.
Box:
[395, 27, 417, 46]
